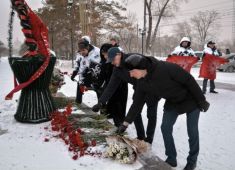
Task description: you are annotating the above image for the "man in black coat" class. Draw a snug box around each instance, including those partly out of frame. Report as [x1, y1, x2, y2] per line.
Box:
[117, 55, 210, 170]
[97, 43, 128, 127]
[92, 47, 159, 144]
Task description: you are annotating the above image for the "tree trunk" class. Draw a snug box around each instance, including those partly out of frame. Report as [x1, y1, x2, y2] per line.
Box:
[146, 0, 153, 53]
[150, 0, 170, 53]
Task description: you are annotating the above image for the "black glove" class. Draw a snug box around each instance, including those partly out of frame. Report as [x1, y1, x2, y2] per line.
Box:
[198, 100, 210, 112]
[71, 70, 78, 81]
[92, 103, 103, 112]
[116, 124, 127, 135]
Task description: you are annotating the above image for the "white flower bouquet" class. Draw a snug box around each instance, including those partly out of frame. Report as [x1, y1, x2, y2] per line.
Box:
[104, 136, 138, 164]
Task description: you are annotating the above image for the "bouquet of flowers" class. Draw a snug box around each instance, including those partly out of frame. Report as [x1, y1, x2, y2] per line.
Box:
[104, 136, 138, 164]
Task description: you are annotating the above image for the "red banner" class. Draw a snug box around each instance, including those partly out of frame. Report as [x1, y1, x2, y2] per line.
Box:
[199, 54, 228, 80]
[166, 55, 198, 72]
[28, 9, 49, 58]
[5, 0, 50, 100]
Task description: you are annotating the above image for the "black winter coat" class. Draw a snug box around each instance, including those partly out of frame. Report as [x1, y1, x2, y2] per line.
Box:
[125, 57, 206, 123]
[98, 54, 137, 104]
[98, 52, 128, 126]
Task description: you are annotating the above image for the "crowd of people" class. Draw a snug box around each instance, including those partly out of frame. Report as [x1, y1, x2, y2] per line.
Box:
[69, 34, 229, 170]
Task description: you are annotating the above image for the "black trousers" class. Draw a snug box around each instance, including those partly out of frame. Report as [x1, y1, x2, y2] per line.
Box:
[134, 95, 159, 144]
[106, 83, 128, 127]
[75, 82, 100, 104]
[202, 79, 215, 92]
[75, 82, 83, 104]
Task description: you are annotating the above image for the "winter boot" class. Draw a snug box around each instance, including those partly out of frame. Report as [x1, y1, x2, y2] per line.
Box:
[165, 157, 177, 167]
[210, 90, 218, 94]
[183, 162, 197, 170]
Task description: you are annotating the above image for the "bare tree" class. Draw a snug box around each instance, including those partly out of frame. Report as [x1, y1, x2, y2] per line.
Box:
[145, 0, 188, 54]
[104, 13, 138, 53]
[190, 10, 220, 49]
[149, 0, 171, 53]
[155, 35, 179, 57]
[145, 0, 153, 53]
[173, 21, 192, 41]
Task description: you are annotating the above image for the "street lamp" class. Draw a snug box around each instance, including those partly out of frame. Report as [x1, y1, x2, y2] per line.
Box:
[139, 28, 146, 55]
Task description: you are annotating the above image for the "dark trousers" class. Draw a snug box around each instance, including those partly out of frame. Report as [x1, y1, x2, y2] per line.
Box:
[76, 75, 95, 104]
[106, 83, 128, 127]
[161, 108, 200, 164]
[76, 83, 83, 104]
[76, 82, 100, 104]
[202, 79, 215, 92]
[134, 96, 159, 144]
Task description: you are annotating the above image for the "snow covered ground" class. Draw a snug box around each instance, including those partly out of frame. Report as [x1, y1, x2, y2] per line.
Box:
[1, 57, 235, 170]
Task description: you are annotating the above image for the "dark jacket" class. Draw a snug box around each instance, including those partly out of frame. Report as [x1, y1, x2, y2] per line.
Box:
[125, 57, 206, 123]
[98, 52, 128, 101]
[98, 53, 137, 104]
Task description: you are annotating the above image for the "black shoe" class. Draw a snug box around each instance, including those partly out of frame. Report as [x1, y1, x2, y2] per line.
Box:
[137, 136, 145, 141]
[144, 137, 153, 144]
[183, 162, 197, 170]
[210, 90, 218, 94]
[165, 158, 177, 167]
[202, 91, 206, 95]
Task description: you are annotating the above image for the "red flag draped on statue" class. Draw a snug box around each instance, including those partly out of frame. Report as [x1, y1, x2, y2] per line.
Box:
[5, 0, 50, 100]
[199, 53, 228, 80]
[166, 55, 198, 72]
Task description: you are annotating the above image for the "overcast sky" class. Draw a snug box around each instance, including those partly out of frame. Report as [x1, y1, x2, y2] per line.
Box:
[0, 0, 233, 46]
[0, 0, 43, 45]
[127, 0, 233, 42]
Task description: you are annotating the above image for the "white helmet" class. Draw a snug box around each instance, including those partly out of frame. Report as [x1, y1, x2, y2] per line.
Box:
[180, 37, 191, 43]
[81, 35, 91, 44]
[180, 37, 191, 47]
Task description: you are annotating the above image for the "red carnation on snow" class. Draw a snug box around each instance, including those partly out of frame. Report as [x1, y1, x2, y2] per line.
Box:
[43, 105, 98, 160]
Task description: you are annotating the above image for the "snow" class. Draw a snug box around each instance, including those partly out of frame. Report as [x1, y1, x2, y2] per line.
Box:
[1, 58, 235, 170]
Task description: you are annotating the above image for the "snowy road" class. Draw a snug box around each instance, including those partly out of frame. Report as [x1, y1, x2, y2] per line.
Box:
[1, 58, 235, 170]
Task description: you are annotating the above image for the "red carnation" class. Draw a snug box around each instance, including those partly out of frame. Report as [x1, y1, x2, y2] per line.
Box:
[91, 140, 96, 147]
[44, 138, 49, 142]
[72, 154, 78, 160]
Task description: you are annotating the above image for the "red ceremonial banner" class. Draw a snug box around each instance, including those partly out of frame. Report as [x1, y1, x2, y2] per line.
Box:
[5, 0, 50, 100]
[199, 53, 228, 80]
[166, 55, 198, 72]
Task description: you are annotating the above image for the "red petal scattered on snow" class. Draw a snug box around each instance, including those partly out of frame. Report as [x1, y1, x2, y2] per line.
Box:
[44, 138, 49, 142]
[91, 140, 96, 147]
[43, 108, 100, 160]
[72, 154, 78, 160]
